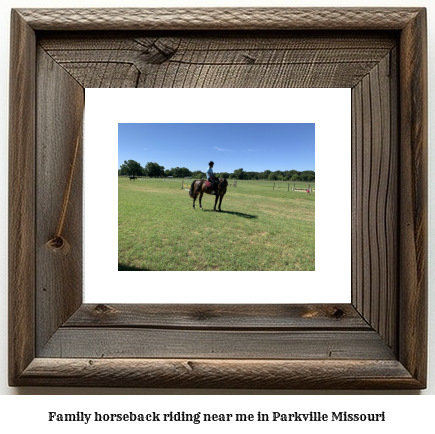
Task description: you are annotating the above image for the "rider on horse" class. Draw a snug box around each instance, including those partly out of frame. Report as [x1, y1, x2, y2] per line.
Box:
[207, 161, 218, 194]
[189, 162, 227, 211]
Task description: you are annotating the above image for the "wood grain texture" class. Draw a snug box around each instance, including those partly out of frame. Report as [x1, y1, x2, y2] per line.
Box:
[17, 358, 420, 389]
[39, 33, 396, 88]
[398, 8, 428, 386]
[16, 8, 422, 31]
[351, 50, 398, 351]
[38, 329, 395, 360]
[65, 304, 369, 330]
[8, 10, 36, 386]
[8, 8, 427, 389]
[35, 48, 84, 353]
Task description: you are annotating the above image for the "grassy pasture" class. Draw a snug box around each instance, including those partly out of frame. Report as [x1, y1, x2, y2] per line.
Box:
[118, 178, 315, 271]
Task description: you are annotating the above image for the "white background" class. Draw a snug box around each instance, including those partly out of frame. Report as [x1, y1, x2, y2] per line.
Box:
[85, 88, 351, 304]
[0, 0, 434, 422]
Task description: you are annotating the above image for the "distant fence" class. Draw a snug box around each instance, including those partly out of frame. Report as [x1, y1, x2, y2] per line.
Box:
[119, 175, 147, 179]
[120, 176, 312, 192]
[273, 183, 314, 193]
[181, 180, 192, 191]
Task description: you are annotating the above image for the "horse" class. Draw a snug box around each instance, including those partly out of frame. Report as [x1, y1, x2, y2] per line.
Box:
[129, 175, 137, 181]
[189, 178, 228, 212]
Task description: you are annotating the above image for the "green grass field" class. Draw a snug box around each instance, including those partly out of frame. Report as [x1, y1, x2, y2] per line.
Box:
[118, 178, 315, 271]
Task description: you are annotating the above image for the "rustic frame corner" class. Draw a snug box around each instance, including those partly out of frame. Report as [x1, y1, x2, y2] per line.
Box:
[9, 7, 427, 389]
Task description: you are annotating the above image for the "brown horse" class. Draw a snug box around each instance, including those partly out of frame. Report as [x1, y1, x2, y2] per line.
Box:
[189, 178, 228, 212]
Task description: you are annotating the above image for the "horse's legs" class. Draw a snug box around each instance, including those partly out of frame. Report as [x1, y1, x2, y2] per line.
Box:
[192, 194, 196, 209]
[218, 195, 224, 211]
[199, 192, 204, 209]
[214, 195, 219, 212]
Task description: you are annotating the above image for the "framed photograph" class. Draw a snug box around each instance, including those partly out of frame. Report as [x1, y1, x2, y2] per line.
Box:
[9, 8, 427, 388]
[85, 87, 350, 304]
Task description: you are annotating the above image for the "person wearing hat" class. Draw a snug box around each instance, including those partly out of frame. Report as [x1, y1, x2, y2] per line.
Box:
[206, 161, 218, 194]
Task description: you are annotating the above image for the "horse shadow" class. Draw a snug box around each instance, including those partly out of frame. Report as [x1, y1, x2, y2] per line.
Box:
[118, 263, 151, 271]
[202, 210, 258, 219]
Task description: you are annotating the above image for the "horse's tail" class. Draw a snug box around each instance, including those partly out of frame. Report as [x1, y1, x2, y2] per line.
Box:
[188, 180, 197, 198]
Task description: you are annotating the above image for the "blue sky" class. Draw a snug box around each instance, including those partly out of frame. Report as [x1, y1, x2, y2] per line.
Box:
[118, 123, 315, 173]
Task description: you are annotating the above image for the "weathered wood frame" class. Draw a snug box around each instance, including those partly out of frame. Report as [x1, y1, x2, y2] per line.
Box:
[9, 8, 427, 388]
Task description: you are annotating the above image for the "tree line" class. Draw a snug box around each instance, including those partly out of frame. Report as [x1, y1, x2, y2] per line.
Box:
[119, 160, 315, 182]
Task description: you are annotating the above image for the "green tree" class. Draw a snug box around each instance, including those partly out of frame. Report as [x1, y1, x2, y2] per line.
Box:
[300, 170, 315, 182]
[233, 168, 245, 179]
[171, 167, 192, 178]
[180, 167, 193, 178]
[144, 162, 165, 178]
[171, 167, 181, 178]
[192, 170, 206, 179]
[291, 173, 300, 181]
[119, 159, 143, 176]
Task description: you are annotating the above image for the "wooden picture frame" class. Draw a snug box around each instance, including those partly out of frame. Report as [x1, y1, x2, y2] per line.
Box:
[9, 8, 427, 389]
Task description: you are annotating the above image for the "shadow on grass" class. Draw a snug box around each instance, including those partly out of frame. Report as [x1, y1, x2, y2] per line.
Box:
[118, 263, 151, 271]
[202, 210, 258, 219]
